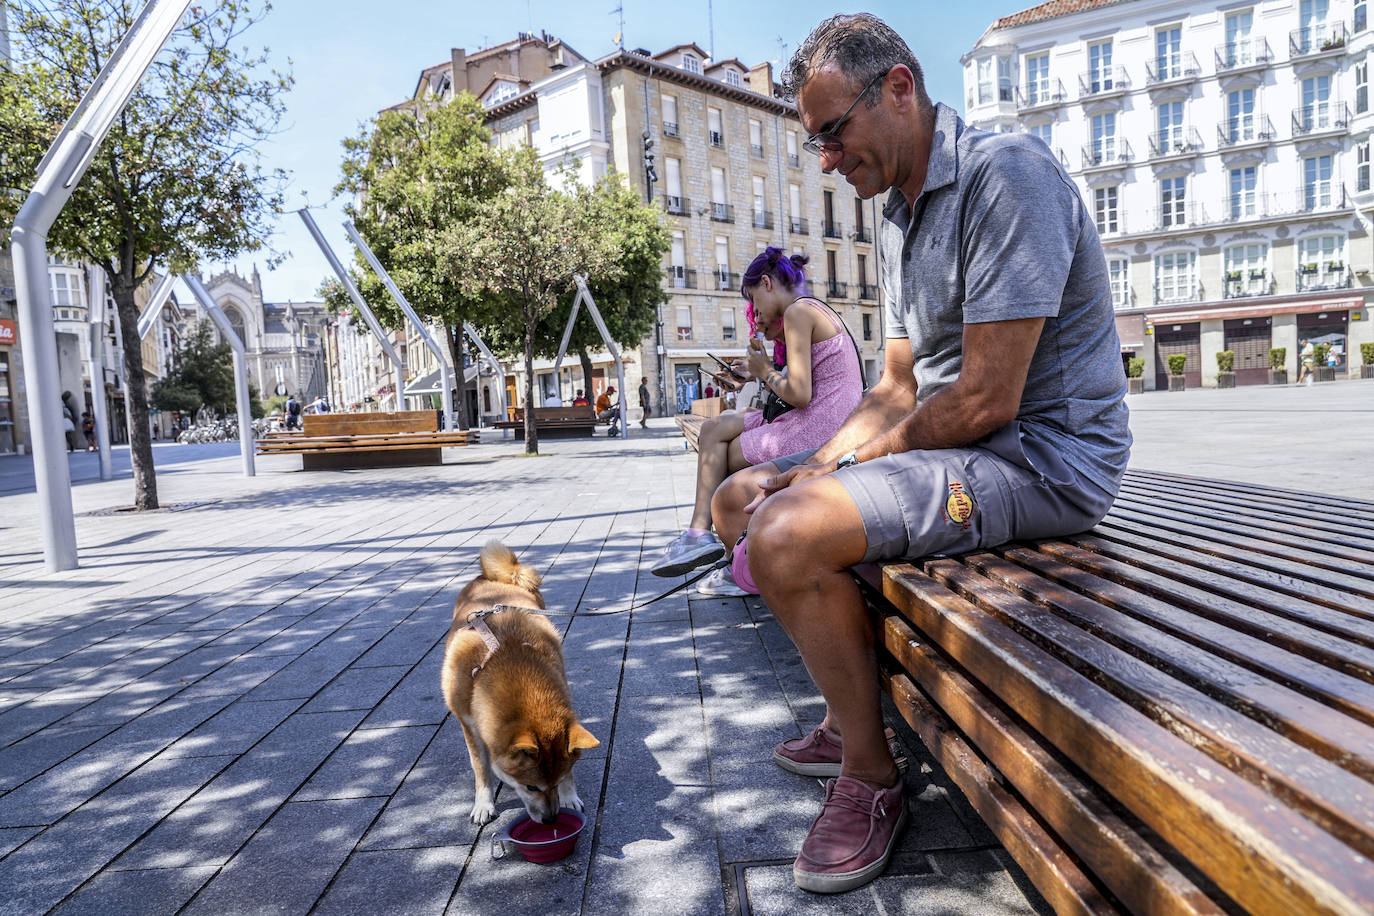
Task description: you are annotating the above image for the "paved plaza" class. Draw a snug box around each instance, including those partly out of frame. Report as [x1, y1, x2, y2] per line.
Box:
[0, 379, 1370, 915]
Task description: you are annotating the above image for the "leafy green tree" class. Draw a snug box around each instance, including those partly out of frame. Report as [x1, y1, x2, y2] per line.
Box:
[150, 323, 237, 418]
[447, 150, 620, 453]
[334, 93, 513, 426]
[0, 0, 291, 509]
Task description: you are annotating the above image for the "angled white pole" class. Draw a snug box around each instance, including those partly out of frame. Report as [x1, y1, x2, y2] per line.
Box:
[85, 268, 113, 480]
[462, 322, 507, 423]
[573, 276, 628, 440]
[341, 220, 454, 428]
[551, 296, 582, 394]
[183, 274, 254, 476]
[11, 0, 194, 571]
[297, 209, 406, 411]
[135, 272, 176, 338]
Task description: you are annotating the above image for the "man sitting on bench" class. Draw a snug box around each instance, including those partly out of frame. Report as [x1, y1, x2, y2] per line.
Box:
[708, 14, 1131, 895]
[596, 386, 620, 436]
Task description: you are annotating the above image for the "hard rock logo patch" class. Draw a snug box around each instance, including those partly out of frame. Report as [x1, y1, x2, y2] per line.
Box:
[944, 481, 975, 528]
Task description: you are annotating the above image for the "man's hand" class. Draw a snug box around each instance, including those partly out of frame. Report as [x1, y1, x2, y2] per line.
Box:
[743, 460, 836, 514]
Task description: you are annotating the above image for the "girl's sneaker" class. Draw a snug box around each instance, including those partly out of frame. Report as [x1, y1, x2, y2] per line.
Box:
[650, 531, 724, 577]
[695, 565, 749, 597]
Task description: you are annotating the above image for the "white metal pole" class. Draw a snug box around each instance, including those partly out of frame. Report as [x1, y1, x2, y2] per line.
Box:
[573, 276, 628, 439]
[342, 221, 455, 428]
[11, 0, 194, 571]
[463, 323, 507, 423]
[182, 274, 254, 476]
[85, 268, 113, 480]
[297, 210, 406, 411]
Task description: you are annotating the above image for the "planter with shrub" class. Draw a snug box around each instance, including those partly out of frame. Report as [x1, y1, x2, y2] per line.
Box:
[1126, 357, 1145, 394]
[1216, 350, 1236, 389]
[1269, 347, 1287, 385]
[1313, 343, 1335, 381]
[1362, 342, 1374, 379]
[1167, 353, 1187, 391]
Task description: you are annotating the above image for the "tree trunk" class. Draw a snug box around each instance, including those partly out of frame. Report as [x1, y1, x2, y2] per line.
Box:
[523, 314, 539, 454]
[111, 274, 159, 510]
[447, 324, 469, 430]
[577, 347, 594, 402]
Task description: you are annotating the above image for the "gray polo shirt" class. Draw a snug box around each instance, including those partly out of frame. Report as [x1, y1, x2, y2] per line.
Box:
[881, 103, 1130, 495]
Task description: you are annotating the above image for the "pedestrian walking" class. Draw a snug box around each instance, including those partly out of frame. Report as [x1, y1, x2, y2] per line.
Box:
[639, 378, 652, 428]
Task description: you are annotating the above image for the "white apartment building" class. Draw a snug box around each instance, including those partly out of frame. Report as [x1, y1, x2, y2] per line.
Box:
[965, 0, 1374, 388]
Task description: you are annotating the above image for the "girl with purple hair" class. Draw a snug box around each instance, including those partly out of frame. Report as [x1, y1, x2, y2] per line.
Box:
[650, 247, 864, 593]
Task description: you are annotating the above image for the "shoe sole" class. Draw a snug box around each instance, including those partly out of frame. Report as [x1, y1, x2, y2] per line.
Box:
[650, 544, 725, 578]
[793, 802, 909, 894]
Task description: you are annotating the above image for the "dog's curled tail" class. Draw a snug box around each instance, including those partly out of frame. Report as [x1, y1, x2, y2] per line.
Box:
[479, 541, 543, 592]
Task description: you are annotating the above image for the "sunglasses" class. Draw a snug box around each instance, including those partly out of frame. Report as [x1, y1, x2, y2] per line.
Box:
[802, 69, 889, 157]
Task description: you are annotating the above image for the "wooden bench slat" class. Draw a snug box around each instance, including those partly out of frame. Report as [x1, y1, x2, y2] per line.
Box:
[1114, 486, 1374, 551]
[1092, 516, 1374, 601]
[883, 563, 1374, 916]
[967, 551, 1374, 784]
[1031, 541, 1374, 682]
[1077, 526, 1374, 618]
[1117, 478, 1374, 536]
[880, 613, 1222, 915]
[882, 668, 1125, 916]
[1106, 504, 1374, 583]
[1125, 469, 1374, 520]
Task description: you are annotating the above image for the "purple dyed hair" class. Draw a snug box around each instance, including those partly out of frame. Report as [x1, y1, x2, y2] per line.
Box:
[742, 248, 810, 364]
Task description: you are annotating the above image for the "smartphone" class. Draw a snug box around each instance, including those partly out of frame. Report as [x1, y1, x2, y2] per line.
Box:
[707, 352, 746, 379]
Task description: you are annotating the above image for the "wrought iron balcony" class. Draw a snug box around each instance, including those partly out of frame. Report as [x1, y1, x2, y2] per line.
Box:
[662, 195, 692, 216]
[1216, 115, 1276, 148]
[709, 130, 723, 147]
[1080, 138, 1134, 170]
[825, 279, 849, 299]
[1078, 66, 1130, 100]
[1145, 201, 1209, 232]
[1222, 271, 1273, 299]
[1016, 79, 1068, 111]
[751, 209, 773, 230]
[664, 266, 697, 290]
[1214, 38, 1274, 73]
[709, 202, 734, 223]
[789, 216, 809, 235]
[1215, 185, 1351, 224]
[857, 283, 878, 301]
[1153, 281, 1204, 305]
[1144, 51, 1201, 86]
[1292, 102, 1351, 137]
[1290, 22, 1348, 58]
[713, 267, 740, 291]
[1147, 127, 1204, 158]
[822, 221, 843, 240]
[852, 227, 872, 244]
[663, 121, 679, 138]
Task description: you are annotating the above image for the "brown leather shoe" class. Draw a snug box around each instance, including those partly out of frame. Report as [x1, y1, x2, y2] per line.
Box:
[774, 726, 908, 778]
[794, 775, 908, 893]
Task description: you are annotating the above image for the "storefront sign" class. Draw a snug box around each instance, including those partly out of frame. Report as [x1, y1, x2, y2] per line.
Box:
[0, 320, 15, 345]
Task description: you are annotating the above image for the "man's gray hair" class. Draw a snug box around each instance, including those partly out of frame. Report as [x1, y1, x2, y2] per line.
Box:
[782, 13, 930, 111]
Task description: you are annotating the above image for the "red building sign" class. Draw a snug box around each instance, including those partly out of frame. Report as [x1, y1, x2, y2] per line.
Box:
[0, 320, 15, 345]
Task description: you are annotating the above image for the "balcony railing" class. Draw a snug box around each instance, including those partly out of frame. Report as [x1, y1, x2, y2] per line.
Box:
[1290, 22, 1348, 57]
[1078, 66, 1130, 100]
[1016, 79, 1068, 110]
[1215, 37, 1274, 72]
[1216, 115, 1277, 148]
[714, 268, 740, 291]
[1222, 271, 1274, 299]
[789, 216, 809, 235]
[663, 195, 692, 216]
[822, 220, 843, 240]
[857, 283, 878, 301]
[709, 130, 723, 147]
[1147, 126, 1204, 158]
[751, 143, 764, 158]
[1144, 50, 1201, 85]
[1080, 138, 1134, 170]
[1153, 281, 1204, 305]
[664, 266, 697, 290]
[788, 153, 800, 167]
[1216, 185, 1351, 225]
[1296, 264, 1352, 292]
[852, 227, 872, 244]
[825, 280, 848, 299]
[663, 121, 679, 138]
[709, 202, 734, 223]
[752, 209, 774, 230]
[1292, 102, 1351, 137]
[1145, 201, 1209, 232]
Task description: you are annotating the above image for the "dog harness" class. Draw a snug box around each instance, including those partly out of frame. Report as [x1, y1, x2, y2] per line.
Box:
[464, 605, 541, 679]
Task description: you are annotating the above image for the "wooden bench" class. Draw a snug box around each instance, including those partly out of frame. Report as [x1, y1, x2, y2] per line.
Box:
[255, 410, 473, 470]
[492, 405, 599, 439]
[674, 414, 706, 451]
[857, 468, 1374, 915]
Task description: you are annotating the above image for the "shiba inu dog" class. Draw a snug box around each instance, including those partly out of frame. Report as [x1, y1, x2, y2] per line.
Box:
[441, 541, 599, 825]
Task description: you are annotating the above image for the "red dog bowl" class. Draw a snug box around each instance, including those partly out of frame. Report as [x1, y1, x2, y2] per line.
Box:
[491, 808, 586, 863]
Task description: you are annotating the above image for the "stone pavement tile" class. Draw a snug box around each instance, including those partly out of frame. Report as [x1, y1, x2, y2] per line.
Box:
[604, 692, 711, 788]
[580, 786, 725, 916]
[444, 760, 607, 916]
[111, 709, 365, 869]
[0, 690, 105, 747]
[620, 621, 701, 697]
[0, 693, 233, 827]
[0, 722, 117, 793]
[357, 718, 482, 851]
[0, 665, 40, 686]
[241, 605, 363, 659]
[299, 664, 411, 714]
[0, 753, 230, 916]
[177, 653, 295, 698]
[0, 826, 40, 859]
[360, 641, 448, 730]
[246, 625, 390, 702]
[48, 866, 218, 916]
[313, 844, 464, 916]
[710, 760, 821, 865]
[293, 724, 436, 801]
[351, 614, 445, 670]
[160, 698, 302, 758]
[180, 797, 386, 916]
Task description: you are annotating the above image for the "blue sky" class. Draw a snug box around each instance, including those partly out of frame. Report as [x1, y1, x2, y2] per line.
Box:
[219, 1, 1017, 302]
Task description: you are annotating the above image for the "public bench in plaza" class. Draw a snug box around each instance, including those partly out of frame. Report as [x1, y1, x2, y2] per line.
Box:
[254, 410, 473, 470]
[857, 469, 1374, 915]
[493, 405, 599, 439]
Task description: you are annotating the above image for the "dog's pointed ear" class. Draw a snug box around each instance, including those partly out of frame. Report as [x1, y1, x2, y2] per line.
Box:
[512, 732, 540, 757]
[568, 722, 599, 751]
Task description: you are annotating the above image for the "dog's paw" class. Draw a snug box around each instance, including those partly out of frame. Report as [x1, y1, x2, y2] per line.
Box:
[558, 781, 585, 812]
[469, 794, 497, 825]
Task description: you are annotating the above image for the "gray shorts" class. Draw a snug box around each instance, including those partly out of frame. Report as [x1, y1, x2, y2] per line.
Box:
[773, 430, 1118, 564]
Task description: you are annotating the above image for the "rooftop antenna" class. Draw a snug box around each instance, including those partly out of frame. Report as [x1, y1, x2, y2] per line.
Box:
[611, 0, 624, 49]
[777, 35, 788, 67]
[707, 0, 714, 61]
